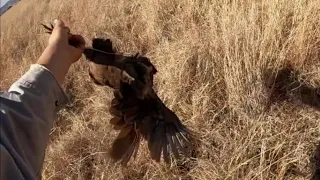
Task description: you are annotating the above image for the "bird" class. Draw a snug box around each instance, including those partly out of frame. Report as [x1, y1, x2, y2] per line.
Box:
[41, 23, 194, 164]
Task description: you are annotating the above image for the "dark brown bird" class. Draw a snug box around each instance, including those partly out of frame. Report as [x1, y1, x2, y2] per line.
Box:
[42, 23, 194, 164]
[85, 39, 194, 164]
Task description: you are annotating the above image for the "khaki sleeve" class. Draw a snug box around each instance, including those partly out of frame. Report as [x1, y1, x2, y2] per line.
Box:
[0, 64, 68, 179]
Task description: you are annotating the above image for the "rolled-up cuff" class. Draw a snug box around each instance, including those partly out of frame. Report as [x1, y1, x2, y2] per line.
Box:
[8, 64, 69, 111]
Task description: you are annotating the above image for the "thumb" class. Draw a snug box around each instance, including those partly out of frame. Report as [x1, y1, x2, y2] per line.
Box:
[54, 19, 65, 28]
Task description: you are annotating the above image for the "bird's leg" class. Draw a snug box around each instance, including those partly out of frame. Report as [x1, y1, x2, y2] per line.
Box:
[41, 22, 78, 47]
[41, 23, 71, 36]
[41, 23, 54, 34]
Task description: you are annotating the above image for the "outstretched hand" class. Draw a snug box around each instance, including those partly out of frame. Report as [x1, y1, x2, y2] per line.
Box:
[37, 19, 86, 85]
[48, 19, 85, 64]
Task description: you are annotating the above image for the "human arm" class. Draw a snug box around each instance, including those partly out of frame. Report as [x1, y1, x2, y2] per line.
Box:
[37, 19, 85, 85]
[0, 19, 85, 179]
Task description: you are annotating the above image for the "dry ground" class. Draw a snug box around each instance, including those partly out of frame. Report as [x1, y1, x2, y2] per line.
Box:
[1, 0, 320, 179]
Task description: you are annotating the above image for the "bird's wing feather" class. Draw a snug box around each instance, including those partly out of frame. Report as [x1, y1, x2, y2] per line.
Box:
[109, 127, 138, 162]
[138, 93, 193, 162]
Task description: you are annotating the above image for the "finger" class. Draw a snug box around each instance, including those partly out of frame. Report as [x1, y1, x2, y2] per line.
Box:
[52, 19, 69, 40]
[53, 19, 65, 28]
[53, 20, 70, 35]
[65, 27, 71, 35]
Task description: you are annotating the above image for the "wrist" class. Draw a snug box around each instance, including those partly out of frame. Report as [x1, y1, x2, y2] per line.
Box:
[45, 44, 74, 66]
[36, 45, 73, 85]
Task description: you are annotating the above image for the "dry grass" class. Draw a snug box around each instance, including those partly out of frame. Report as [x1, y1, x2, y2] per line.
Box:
[1, 0, 320, 179]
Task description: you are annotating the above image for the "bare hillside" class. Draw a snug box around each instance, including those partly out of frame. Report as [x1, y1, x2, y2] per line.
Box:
[0, 0, 319, 179]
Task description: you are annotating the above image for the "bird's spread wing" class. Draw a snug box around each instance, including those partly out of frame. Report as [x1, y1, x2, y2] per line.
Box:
[109, 89, 193, 164]
[140, 94, 193, 163]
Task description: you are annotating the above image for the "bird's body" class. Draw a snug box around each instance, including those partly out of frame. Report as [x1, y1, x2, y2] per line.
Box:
[41, 23, 193, 164]
[84, 39, 193, 164]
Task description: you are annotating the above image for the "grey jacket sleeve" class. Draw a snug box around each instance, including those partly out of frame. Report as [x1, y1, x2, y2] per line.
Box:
[0, 64, 68, 180]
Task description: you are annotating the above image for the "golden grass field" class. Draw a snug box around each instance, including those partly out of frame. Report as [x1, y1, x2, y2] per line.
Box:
[1, 0, 320, 179]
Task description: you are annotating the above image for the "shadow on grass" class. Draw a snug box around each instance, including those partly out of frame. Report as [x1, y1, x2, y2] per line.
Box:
[267, 66, 320, 179]
[268, 66, 320, 110]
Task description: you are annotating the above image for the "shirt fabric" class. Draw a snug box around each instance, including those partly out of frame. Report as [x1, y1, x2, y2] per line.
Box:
[0, 64, 68, 180]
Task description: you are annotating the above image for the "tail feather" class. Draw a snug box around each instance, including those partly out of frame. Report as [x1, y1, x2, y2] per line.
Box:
[162, 137, 170, 163]
[109, 127, 140, 164]
[132, 134, 141, 160]
[117, 126, 132, 139]
[170, 126, 186, 155]
[165, 127, 180, 159]
[121, 132, 140, 164]
[148, 122, 164, 162]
